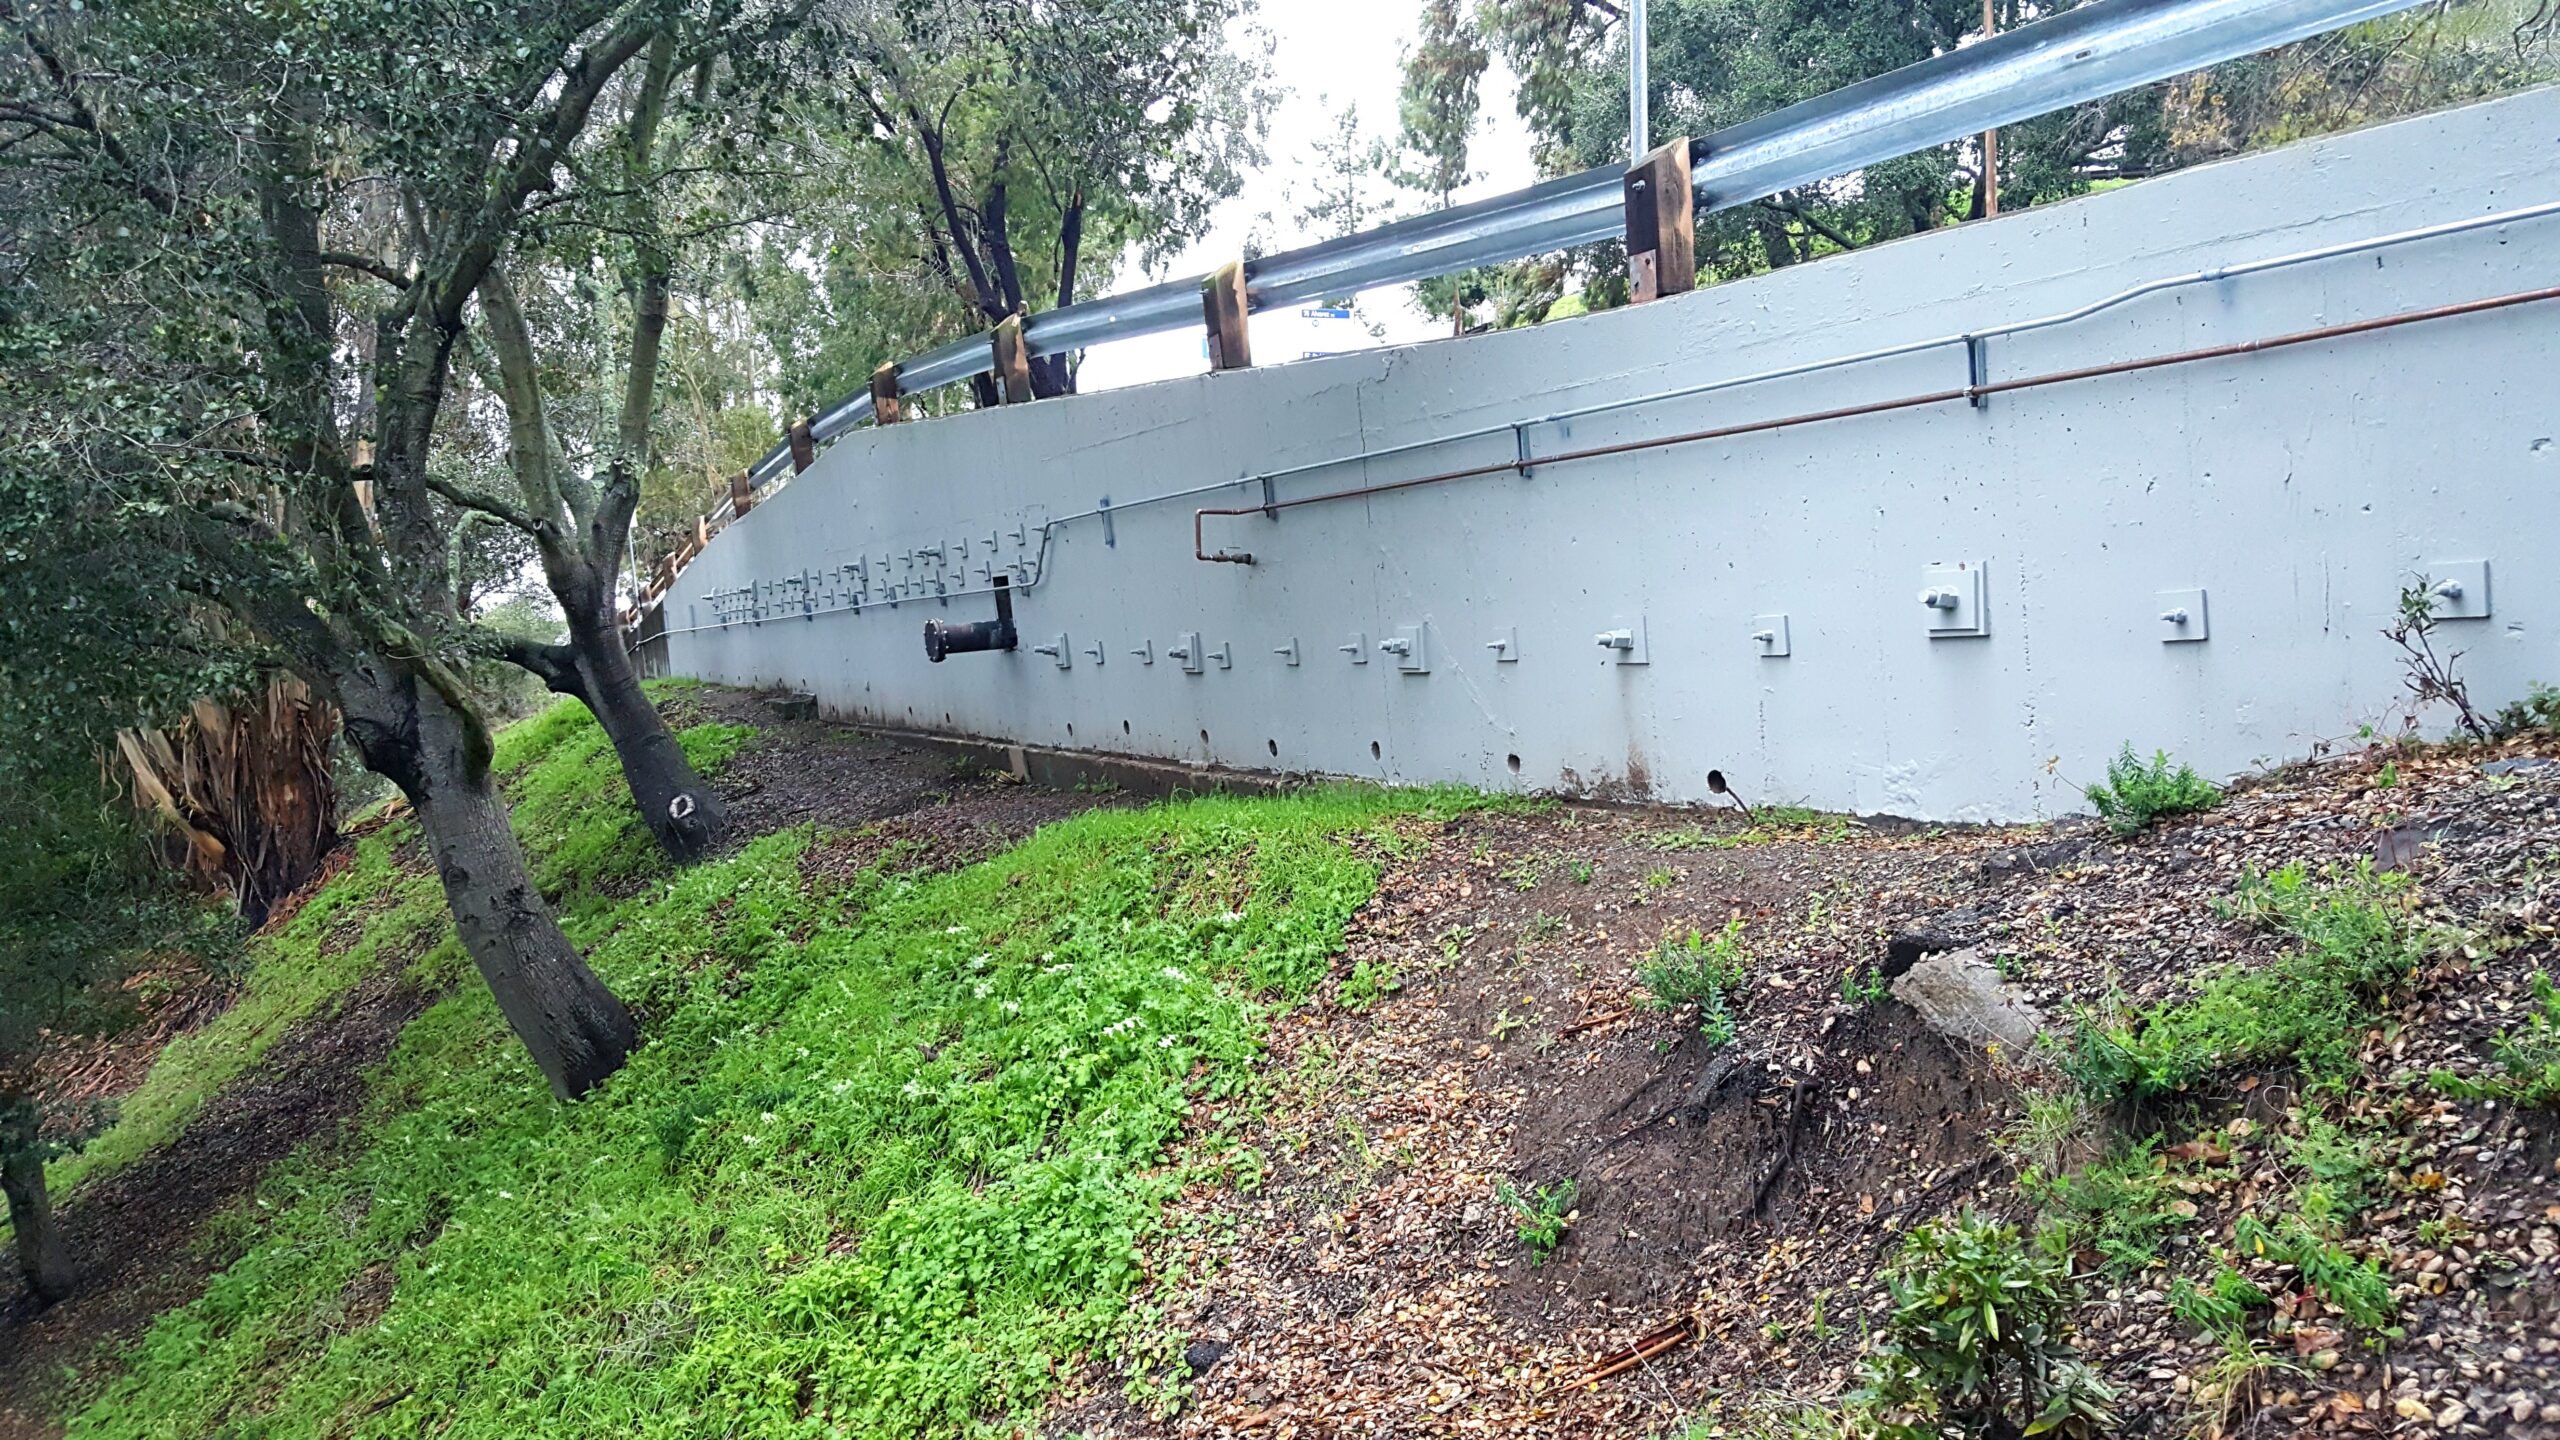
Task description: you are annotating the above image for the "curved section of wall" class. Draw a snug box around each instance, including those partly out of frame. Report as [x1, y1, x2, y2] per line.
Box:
[668, 88, 2560, 822]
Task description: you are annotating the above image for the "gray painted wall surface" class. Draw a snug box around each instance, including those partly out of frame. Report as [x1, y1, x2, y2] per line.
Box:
[668, 89, 2560, 822]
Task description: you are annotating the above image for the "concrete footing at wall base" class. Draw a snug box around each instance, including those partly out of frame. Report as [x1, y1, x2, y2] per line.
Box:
[756, 691, 1300, 801]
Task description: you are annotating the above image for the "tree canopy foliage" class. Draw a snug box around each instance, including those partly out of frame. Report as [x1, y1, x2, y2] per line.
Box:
[1401, 0, 2560, 324]
[0, 0, 847, 1095]
[744, 0, 1274, 411]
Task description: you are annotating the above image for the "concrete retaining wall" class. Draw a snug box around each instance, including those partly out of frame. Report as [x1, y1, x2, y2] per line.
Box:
[667, 88, 2560, 821]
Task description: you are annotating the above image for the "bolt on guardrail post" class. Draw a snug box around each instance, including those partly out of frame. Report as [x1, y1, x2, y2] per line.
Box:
[1203, 260, 1253, 371]
[729, 468, 755, 517]
[1625, 137, 1696, 302]
[870, 362, 905, 424]
[787, 416, 816, 473]
[992, 313, 1034, 403]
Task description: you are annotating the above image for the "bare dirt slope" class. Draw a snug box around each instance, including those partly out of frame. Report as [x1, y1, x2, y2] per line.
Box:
[1058, 745, 2560, 1439]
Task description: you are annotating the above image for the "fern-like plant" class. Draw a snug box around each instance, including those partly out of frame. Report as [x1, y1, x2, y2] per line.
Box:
[2084, 744, 2220, 836]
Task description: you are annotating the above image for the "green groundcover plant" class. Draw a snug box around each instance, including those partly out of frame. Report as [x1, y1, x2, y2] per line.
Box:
[69, 698, 1481, 1439]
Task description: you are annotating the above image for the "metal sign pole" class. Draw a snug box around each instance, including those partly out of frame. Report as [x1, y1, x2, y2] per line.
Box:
[1629, 0, 1651, 163]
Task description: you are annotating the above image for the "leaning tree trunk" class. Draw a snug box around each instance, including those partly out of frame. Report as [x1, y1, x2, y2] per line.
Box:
[340, 662, 636, 1098]
[1, 1141, 75, 1305]
[565, 607, 728, 862]
[510, 555, 729, 864]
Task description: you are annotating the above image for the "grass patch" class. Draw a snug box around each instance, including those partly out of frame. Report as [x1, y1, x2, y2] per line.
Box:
[2063, 862, 2450, 1100]
[1647, 807, 1845, 852]
[42, 827, 453, 1201]
[68, 701, 1479, 1439]
[2024, 1134, 2222, 1275]
[44, 697, 752, 1206]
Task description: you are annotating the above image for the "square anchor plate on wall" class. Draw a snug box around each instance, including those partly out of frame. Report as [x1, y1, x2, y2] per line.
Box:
[1921, 563, 1988, 639]
[1388, 623, 1431, 674]
[2157, 588, 2208, 643]
[1597, 615, 1650, 665]
[2424, 559, 2491, 620]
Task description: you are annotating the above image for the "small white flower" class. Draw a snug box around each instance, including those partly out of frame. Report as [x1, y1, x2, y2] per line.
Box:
[973, 982, 993, 999]
[1161, 965, 1188, 983]
[742, 1135, 760, 1146]
[944, 925, 969, 935]
[498, 1190, 515, 1200]
[1157, 1036, 1175, 1049]
[901, 1079, 923, 1098]
[761, 1112, 777, 1124]
[1002, 1000, 1021, 1014]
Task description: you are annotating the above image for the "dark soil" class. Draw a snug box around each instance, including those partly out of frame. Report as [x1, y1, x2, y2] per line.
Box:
[674, 685, 1123, 848]
[1059, 741, 2560, 1439]
[0, 966, 437, 1440]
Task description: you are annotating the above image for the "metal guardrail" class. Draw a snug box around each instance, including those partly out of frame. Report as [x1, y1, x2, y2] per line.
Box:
[726, 0, 2443, 491]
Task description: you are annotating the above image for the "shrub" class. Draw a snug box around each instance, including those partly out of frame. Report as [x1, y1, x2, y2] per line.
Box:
[1641, 920, 1747, 1047]
[2084, 744, 2220, 835]
[1641, 919, 1746, 1011]
[2489, 682, 2560, 740]
[2385, 580, 2488, 740]
[1495, 1178, 1576, 1265]
[1851, 1212, 2114, 1439]
[2168, 1262, 2273, 1342]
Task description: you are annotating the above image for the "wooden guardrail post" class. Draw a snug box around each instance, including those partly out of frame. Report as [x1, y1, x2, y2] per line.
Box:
[695, 515, 710, 549]
[871, 362, 904, 424]
[1625, 138, 1696, 303]
[787, 416, 816, 473]
[1202, 260, 1252, 371]
[991, 313, 1034, 403]
[730, 468, 755, 517]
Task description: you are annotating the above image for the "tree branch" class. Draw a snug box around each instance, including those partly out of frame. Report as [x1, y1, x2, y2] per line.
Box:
[0, 0, 176, 214]
[433, 15, 662, 330]
[470, 262, 580, 537]
[321, 251, 412, 288]
[473, 626, 588, 700]
[423, 471, 550, 541]
[1755, 198, 1860, 254]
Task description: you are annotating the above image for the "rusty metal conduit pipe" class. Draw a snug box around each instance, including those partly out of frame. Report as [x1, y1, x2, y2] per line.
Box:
[1194, 284, 2560, 564]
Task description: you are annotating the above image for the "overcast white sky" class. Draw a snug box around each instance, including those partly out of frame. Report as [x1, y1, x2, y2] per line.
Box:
[1076, 0, 1548, 392]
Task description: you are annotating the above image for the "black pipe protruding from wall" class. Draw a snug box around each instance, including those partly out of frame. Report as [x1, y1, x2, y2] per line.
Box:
[924, 574, 1018, 662]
